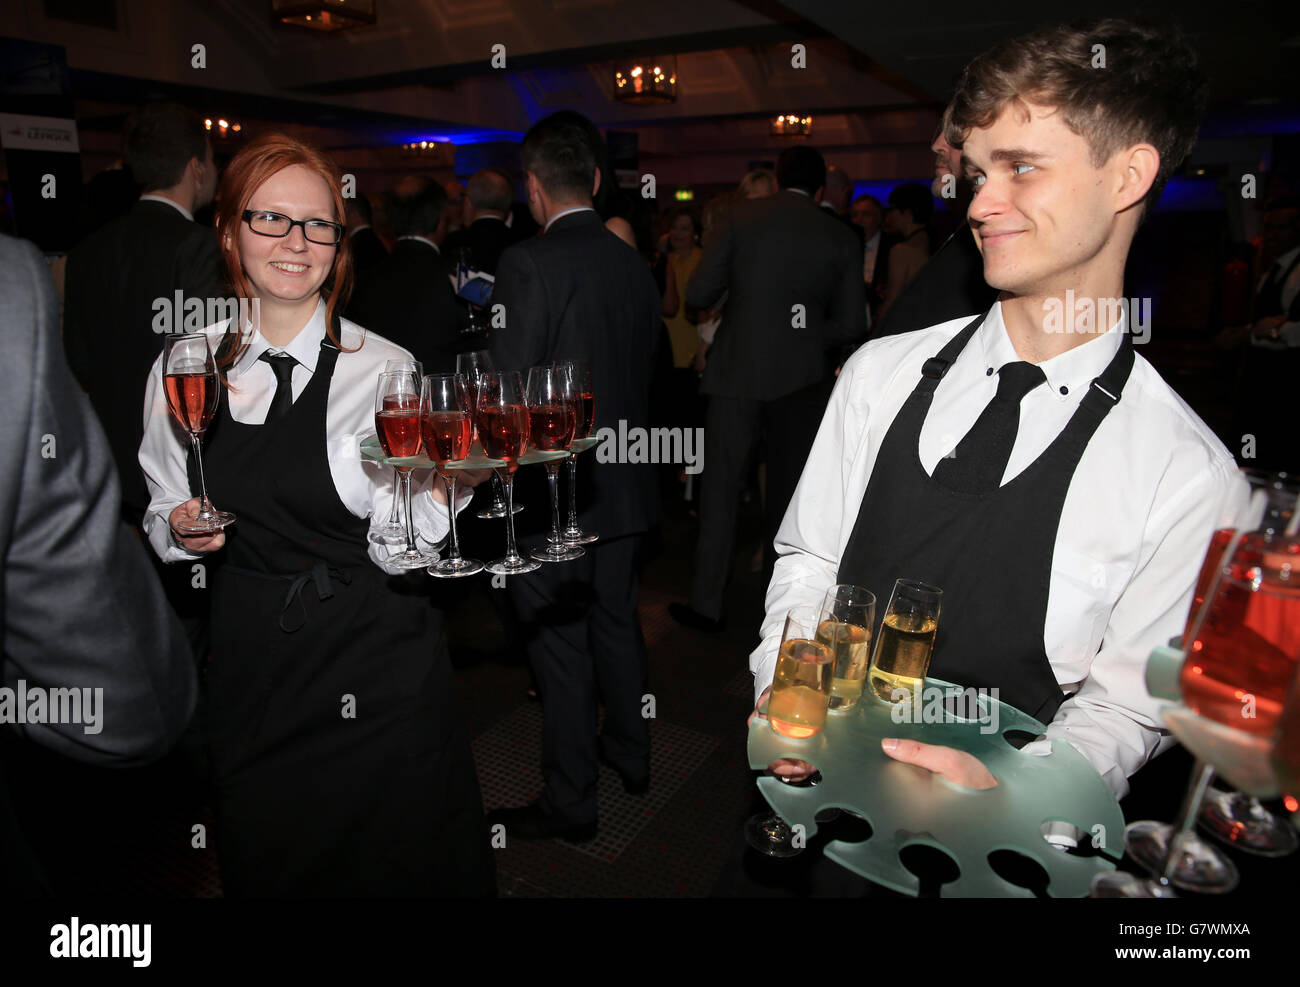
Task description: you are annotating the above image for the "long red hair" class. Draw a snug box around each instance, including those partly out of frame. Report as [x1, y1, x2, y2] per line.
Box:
[214, 133, 356, 376]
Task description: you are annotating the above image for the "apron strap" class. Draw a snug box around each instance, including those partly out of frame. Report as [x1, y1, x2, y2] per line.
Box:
[916, 312, 988, 396]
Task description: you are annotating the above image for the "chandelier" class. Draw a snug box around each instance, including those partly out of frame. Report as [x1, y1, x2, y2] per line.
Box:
[613, 56, 677, 104]
[204, 118, 242, 138]
[272, 0, 376, 33]
[770, 114, 812, 138]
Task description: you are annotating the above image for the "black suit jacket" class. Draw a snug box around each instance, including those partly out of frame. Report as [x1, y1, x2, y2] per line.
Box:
[62, 199, 223, 522]
[348, 238, 464, 375]
[442, 216, 518, 276]
[1, 235, 196, 893]
[490, 209, 662, 539]
[347, 226, 389, 278]
[871, 225, 997, 338]
[686, 190, 866, 400]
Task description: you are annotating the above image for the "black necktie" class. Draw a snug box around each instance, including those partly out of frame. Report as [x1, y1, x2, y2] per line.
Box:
[933, 361, 1046, 492]
[259, 351, 297, 423]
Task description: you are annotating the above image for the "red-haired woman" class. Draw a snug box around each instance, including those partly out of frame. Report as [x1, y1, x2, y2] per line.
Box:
[139, 134, 494, 896]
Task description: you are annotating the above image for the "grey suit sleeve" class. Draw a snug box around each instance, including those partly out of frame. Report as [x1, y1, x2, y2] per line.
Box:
[683, 215, 734, 314]
[0, 236, 196, 767]
[489, 245, 549, 372]
[826, 229, 868, 347]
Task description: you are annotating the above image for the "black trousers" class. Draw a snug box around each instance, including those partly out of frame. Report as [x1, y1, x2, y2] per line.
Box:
[691, 378, 834, 618]
[509, 533, 651, 827]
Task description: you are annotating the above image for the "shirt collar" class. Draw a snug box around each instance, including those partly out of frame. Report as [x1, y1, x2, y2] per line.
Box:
[139, 193, 193, 221]
[785, 188, 810, 198]
[978, 299, 1125, 403]
[543, 205, 596, 231]
[866, 230, 881, 250]
[348, 224, 371, 236]
[398, 234, 439, 254]
[233, 297, 327, 378]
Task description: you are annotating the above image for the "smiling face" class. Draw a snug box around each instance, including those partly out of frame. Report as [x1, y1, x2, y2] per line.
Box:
[962, 100, 1142, 301]
[238, 163, 338, 311]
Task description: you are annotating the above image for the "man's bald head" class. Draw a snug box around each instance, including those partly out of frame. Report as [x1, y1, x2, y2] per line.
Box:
[465, 169, 513, 223]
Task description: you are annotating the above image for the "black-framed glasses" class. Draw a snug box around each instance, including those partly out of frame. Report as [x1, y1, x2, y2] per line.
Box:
[241, 209, 343, 245]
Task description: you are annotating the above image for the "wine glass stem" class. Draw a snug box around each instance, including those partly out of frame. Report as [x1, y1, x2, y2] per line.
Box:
[388, 466, 401, 524]
[400, 467, 419, 555]
[491, 471, 507, 511]
[546, 462, 563, 545]
[190, 432, 214, 518]
[502, 468, 521, 561]
[441, 471, 461, 562]
[565, 455, 579, 533]
[1158, 759, 1216, 885]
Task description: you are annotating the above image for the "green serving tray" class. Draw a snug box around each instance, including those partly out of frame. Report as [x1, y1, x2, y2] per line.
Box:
[747, 677, 1124, 897]
[359, 432, 567, 470]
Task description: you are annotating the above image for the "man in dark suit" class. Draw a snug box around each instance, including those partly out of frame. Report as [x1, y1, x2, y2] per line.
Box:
[441, 168, 518, 276]
[871, 111, 997, 339]
[850, 193, 898, 323]
[2, 234, 196, 894]
[348, 175, 463, 374]
[63, 101, 221, 528]
[62, 102, 221, 664]
[670, 145, 866, 631]
[345, 193, 388, 278]
[487, 112, 662, 840]
[821, 164, 865, 249]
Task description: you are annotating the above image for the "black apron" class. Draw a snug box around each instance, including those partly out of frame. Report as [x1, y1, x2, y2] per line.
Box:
[837, 313, 1135, 722]
[197, 334, 493, 897]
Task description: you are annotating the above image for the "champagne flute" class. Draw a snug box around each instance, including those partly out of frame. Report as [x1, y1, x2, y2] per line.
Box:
[475, 370, 539, 575]
[164, 333, 235, 534]
[375, 358, 422, 537]
[867, 579, 942, 705]
[1195, 473, 1300, 856]
[561, 359, 599, 545]
[818, 585, 876, 712]
[744, 605, 833, 857]
[527, 364, 583, 563]
[421, 373, 483, 578]
[375, 370, 434, 569]
[458, 350, 521, 519]
[1094, 529, 1300, 896]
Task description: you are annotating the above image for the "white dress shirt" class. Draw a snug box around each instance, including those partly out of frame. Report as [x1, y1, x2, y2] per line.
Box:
[138, 193, 194, 222]
[140, 299, 471, 573]
[1250, 245, 1300, 348]
[543, 205, 596, 232]
[750, 301, 1251, 798]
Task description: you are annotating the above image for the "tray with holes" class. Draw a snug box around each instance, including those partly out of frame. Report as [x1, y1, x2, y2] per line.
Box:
[747, 677, 1124, 897]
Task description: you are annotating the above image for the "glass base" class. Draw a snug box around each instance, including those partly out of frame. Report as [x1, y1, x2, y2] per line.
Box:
[531, 542, 585, 563]
[374, 520, 405, 538]
[1124, 820, 1240, 894]
[175, 510, 236, 535]
[386, 549, 437, 570]
[563, 528, 599, 545]
[427, 557, 484, 579]
[1199, 788, 1300, 857]
[1089, 871, 1179, 898]
[743, 812, 804, 858]
[485, 555, 541, 576]
[477, 504, 524, 519]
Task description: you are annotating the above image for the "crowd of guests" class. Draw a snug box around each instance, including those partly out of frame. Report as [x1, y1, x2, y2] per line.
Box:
[3, 14, 1295, 898]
